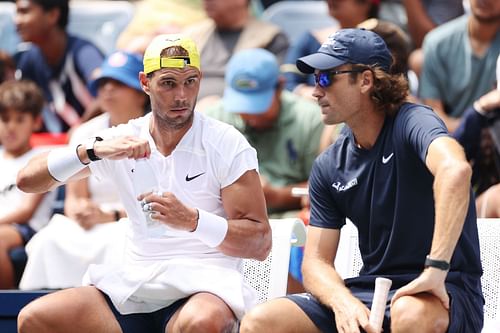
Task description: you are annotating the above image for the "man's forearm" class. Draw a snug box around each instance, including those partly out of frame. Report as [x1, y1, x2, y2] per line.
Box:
[430, 160, 471, 261]
[17, 152, 61, 193]
[217, 217, 271, 261]
[303, 256, 352, 311]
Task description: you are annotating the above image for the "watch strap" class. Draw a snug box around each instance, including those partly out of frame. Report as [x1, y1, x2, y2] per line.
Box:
[424, 255, 450, 271]
[86, 136, 103, 162]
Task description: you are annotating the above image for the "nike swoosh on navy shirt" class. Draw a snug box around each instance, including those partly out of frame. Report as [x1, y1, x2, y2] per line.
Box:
[382, 153, 394, 164]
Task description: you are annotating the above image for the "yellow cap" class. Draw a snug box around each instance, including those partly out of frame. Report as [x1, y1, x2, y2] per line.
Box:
[143, 34, 201, 74]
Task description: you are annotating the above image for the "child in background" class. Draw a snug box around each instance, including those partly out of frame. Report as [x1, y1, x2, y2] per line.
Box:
[0, 80, 56, 288]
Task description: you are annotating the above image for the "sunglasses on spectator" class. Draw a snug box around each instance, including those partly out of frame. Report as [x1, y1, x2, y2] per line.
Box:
[314, 69, 365, 88]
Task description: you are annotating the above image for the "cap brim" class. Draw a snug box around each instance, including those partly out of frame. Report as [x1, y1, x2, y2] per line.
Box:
[296, 52, 346, 74]
[89, 70, 142, 97]
[223, 87, 274, 115]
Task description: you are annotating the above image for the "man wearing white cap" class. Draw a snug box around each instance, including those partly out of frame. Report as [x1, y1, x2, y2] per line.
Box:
[16, 34, 270, 333]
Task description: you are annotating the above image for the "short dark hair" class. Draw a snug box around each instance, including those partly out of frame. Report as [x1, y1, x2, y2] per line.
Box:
[0, 80, 44, 118]
[32, 0, 69, 30]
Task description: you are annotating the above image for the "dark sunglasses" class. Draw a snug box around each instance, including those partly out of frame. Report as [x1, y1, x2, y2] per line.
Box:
[314, 69, 364, 88]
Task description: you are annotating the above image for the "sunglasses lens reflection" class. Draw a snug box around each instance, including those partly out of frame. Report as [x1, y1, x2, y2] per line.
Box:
[315, 73, 331, 88]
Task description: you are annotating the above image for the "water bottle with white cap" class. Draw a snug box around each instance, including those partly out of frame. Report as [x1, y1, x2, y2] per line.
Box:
[131, 158, 165, 237]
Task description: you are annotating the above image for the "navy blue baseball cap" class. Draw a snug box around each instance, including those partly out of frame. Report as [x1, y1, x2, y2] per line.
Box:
[296, 28, 393, 74]
[89, 51, 143, 96]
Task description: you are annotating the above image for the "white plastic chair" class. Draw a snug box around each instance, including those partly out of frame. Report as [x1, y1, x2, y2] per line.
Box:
[335, 218, 500, 332]
[334, 219, 362, 279]
[243, 218, 307, 303]
[261, 1, 337, 44]
[478, 218, 500, 332]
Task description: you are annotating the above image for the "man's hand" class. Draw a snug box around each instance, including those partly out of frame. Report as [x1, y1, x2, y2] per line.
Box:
[391, 268, 449, 310]
[330, 292, 378, 333]
[93, 136, 151, 161]
[71, 199, 114, 230]
[475, 89, 500, 114]
[138, 191, 198, 232]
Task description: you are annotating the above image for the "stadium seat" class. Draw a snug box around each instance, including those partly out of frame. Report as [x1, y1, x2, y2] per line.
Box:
[243, 218, 307, 303]
[261, 1, 337, 45]
[68, 1, 134, 55]
[335, 218, 500, 332]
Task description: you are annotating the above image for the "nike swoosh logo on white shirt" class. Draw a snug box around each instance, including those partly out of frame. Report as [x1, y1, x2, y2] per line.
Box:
[382, 153, 394, 164]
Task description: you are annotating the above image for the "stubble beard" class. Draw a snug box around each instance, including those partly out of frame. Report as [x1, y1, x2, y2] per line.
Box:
[154, 105, 195, 131]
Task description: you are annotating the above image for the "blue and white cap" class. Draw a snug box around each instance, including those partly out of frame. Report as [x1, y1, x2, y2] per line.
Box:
[223, 48, 279, 114]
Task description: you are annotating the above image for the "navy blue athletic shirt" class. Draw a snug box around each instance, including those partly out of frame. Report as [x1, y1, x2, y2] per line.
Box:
[15, 35, 104, 133]
[309, 103, 482, 287]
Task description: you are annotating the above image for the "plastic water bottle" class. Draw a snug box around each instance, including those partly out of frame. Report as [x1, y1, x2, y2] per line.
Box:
[131, 158, 164, 237]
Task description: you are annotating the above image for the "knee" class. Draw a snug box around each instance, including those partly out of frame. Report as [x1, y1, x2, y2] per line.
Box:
[17, 303, 43, 333]
[391, 296, 447, 333]
[240, 306, 272, 333]
[177, 309, 235, 333]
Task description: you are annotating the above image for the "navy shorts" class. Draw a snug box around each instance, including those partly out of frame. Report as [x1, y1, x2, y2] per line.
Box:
[14, 224, 36, 244]
[287, 277, 483, 333]
[102, 292, 189, 333]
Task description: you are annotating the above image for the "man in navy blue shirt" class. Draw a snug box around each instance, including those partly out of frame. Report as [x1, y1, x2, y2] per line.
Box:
[240, 28, 483, 333]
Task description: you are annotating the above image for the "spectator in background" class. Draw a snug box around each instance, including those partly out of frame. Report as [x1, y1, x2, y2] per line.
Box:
[14, 0, 104, 134]
[403, 0, 464, 49]
[205, 48, 323, 218]
[419, 0, 500, 133]
[402, 0, 464, 80]
[419, 0, 500, 201]
[451, 55, 500, 218]
[115, 0, 206, 53]
[19, 51, 148, 290]
[283, 0, 380, 98]
[0, 50, 17, 147]
[453, 87, 500, 218]
[0, 50, 16, 84]
[184, 0, 289, 106]
[0, 80, 56, 289]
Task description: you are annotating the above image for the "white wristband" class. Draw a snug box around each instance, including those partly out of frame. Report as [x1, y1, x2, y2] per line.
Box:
[47, 146, 86, 182]
[192, 209, 228, 248]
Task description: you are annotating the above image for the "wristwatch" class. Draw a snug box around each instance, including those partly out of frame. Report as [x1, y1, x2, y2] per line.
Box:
[424, 255, 450, 271]
[85, 136, 103, 161]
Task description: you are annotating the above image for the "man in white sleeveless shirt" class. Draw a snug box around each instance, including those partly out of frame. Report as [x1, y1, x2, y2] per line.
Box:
[16, 34, 270, 333]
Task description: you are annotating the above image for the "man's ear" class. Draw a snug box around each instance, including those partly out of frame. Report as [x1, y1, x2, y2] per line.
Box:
[46, 7, 61, 28]
[139, 72, 150, 95]
[359, 69, 374, 94]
